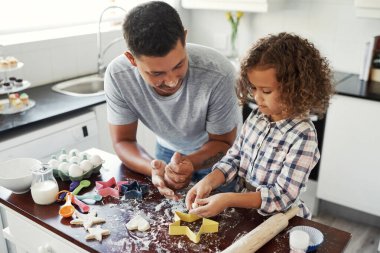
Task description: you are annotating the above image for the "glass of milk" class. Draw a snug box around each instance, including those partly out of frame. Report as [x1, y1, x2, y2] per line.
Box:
[31, 164, 59, 205]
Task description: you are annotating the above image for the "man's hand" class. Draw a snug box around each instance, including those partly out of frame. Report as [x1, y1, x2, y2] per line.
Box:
[151, 159, 180, 200]
[164, 152, 194, 190]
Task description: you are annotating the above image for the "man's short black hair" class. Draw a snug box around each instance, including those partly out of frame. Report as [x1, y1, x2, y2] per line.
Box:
[123, 1, 185, 57]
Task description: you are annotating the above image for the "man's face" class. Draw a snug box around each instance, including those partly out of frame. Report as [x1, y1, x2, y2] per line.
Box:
[128, 39, 188, 96]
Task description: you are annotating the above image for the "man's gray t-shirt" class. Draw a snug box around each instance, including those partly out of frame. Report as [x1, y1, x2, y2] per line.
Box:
[105, 43, 241, 155]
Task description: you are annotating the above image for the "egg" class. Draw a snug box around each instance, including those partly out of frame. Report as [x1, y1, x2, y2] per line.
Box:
[80, 160, 93, 173]
[48, 159, 59, 169]
[69, 156, 80, 164]
[68, 164, 83, 177]
[58, 154, 68, 162]
[68, 148, 80, 158]
[58, 161, 69, 174]
[79, 152, 89, 161]
[90, 154, 103, 167]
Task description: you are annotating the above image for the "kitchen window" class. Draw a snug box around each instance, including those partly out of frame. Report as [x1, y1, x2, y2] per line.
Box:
[0, 0, 126, 35]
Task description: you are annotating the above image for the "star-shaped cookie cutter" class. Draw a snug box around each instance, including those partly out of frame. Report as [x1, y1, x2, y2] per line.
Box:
[168, 211, 219, 243]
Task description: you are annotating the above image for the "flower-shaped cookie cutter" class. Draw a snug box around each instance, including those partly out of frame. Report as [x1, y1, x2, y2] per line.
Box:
[169, 211, 219, 243]
[120, 181, 149, 200]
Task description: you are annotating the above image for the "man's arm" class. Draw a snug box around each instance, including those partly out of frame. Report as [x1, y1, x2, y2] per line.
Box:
[187, 127, 237, 171]
[164, 127, 237, 189]
[109, 122, 153, 176]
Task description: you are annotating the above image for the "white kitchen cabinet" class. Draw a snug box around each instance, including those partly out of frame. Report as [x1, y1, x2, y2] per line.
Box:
[1, 204, 87, 253]
[92, 103, 156, 158]
[182, 0, 268, 12]
[317, 95, 380, 216]
[355, 0, 380, 19]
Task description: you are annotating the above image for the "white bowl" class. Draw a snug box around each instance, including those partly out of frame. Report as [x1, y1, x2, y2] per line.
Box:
[0, 158, 41, 194]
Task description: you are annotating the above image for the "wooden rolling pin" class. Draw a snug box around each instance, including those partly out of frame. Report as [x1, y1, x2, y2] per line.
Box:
[222, 206, 300, 253]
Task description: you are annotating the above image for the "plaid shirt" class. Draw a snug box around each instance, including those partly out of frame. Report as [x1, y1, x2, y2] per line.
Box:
[213, 108, 320, 219]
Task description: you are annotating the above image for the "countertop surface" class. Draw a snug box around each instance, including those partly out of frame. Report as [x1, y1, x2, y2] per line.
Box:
[0, 77, 105, 134]
[0, 149, 351, 253]
[334, 73, 380, 102]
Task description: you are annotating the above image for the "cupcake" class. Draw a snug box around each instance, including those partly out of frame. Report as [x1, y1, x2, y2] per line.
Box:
[13, 98, 23, 109]
[20, 93, 29, 105]
[0, 59, 10, 69]
[3, 82, 12, 90]
[5, 56, 18, 68]
[8, 93, 18, 106]
[15, 78, 23, 87]
[9, 77, 16, 86]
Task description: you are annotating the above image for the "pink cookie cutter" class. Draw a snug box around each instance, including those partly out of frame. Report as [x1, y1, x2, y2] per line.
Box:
[95, 177, 130, 198]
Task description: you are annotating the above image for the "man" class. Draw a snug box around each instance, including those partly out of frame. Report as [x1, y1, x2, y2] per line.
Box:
[104, 1, 241, 200]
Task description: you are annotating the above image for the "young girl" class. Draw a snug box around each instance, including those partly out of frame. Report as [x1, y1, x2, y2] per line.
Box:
[185, 32, 334, 219]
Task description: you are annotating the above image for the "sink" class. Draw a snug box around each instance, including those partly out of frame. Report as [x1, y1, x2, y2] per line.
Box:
[52, 75, 104, 97]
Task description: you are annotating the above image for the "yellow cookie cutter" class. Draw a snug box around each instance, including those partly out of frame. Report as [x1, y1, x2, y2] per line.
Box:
[168, 211, 219, 243]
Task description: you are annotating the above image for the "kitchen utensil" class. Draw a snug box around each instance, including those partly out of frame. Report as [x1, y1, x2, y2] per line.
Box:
[69, 180, 80, 192]
[76, 193, 102, 202]
[0, 158, 40, 194]
[72, 180, 91, 195]
[71, 195, 90, 213]
[59, 192, 75, 218]
[221, 206, 300, 253]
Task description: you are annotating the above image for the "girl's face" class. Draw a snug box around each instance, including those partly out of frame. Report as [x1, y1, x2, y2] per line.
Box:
[247, 67, 287, 121]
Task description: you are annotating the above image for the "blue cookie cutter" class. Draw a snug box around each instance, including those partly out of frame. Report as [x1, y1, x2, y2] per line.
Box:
[120, 181, 149, 199]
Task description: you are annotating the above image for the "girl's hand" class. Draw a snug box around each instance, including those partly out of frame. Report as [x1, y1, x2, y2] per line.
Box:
[185, 179, 212, 210]
[189, 193, 229, 217]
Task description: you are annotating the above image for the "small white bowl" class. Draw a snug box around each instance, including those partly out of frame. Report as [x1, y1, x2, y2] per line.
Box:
[0, 158, 41, 194]
[290, 226, 324, 252]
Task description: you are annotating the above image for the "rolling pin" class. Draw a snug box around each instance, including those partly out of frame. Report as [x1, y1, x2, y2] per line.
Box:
[222, 206, 300, 253]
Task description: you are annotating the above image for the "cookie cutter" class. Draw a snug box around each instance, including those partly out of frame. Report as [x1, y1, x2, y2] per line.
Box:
[120, 181, 149, 199]
[168, 211, 219, 243]
[95, 177, 131, 198]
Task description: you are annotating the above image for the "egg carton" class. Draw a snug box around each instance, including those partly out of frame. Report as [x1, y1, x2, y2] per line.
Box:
[48, 149, 104, 181]
[53, 164, 102, 181]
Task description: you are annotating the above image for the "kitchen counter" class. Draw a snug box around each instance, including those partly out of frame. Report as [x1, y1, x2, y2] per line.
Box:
[0, 149, 351, 253]
[334, 72, 380, 102]
[0, 77, 106, 134]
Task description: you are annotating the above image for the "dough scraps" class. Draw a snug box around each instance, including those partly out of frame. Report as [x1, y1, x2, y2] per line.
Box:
[70, 211, 105, 230]
[85, 225, 110, 241]
[126, 214, 150, 232]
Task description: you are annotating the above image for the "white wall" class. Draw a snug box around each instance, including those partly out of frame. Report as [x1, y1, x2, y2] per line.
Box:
[186, 0, 380, 74]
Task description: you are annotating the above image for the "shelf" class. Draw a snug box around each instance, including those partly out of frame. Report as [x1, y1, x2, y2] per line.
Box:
[181, 0, 268, 12]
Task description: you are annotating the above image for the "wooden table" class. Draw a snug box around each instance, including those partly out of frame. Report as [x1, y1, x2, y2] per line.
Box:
[0, 149, 351, 252]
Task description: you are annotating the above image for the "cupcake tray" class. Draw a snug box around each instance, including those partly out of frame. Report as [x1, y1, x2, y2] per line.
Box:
[0, 62, 24, 72]
[0, 99, 35, 114]
[0, 80, 31, 95]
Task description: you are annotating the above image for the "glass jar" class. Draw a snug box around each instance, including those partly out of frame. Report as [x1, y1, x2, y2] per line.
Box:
[30, 164, 59, 205]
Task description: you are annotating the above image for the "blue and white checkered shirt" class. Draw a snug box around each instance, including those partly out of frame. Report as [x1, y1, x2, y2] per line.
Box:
[213, 108, 320, 219]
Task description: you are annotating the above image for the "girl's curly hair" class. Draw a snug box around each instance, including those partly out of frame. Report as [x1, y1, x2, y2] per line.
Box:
[237, 32, 334, 119]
